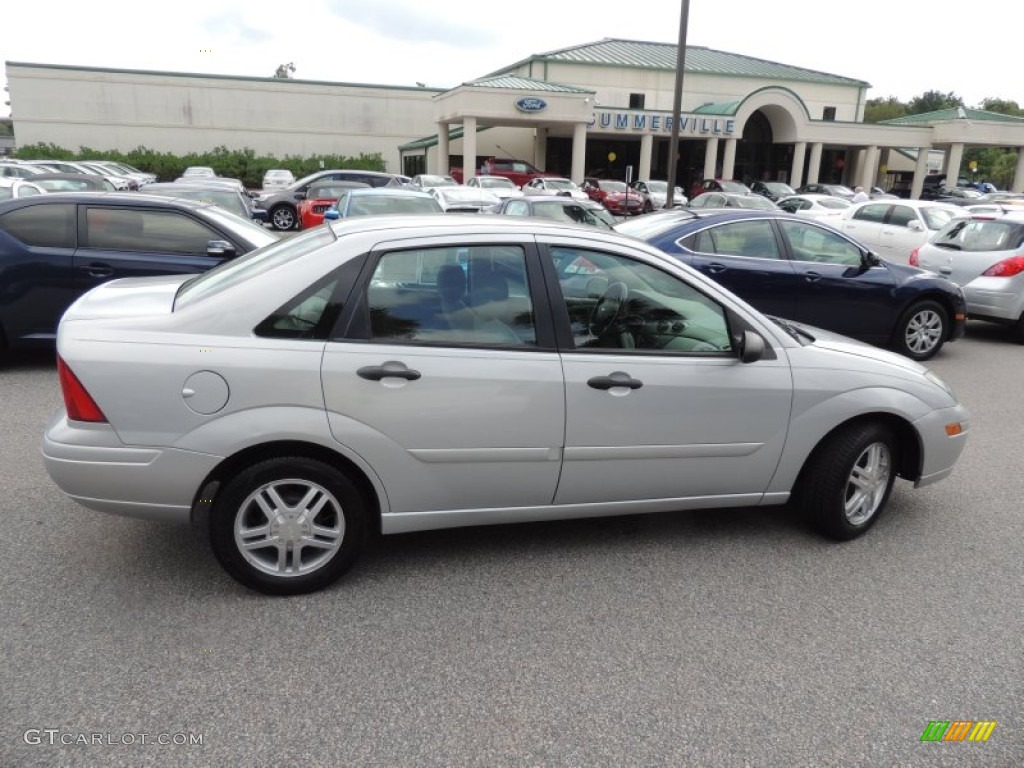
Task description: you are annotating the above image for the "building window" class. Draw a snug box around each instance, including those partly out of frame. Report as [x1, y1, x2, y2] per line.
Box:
[823, 107, 837, 121]
[629, 93, 645, 110]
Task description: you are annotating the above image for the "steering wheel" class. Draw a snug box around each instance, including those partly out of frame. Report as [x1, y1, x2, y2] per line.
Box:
[589, 281, 629, 337]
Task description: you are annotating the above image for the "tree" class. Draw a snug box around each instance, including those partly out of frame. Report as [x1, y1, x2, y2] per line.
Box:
[273, 63, 296, 79]
[979, 97, 1022, 116]
[864, 96, 908, 123]
[908, 90, 963, 115]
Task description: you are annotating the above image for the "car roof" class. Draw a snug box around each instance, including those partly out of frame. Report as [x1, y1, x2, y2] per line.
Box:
[0, 191, 212, 210]
[345, 187, 434, 198]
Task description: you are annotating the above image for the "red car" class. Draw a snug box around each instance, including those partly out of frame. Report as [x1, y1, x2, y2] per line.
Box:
[297, 181, 368, 229]
[450, 157, 557, 187]
[582, 178, 645, 216]
[689, 178, 751, 201]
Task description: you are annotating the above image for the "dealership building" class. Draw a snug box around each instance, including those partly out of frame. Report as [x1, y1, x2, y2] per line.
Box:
[8, 38, 1024, 195]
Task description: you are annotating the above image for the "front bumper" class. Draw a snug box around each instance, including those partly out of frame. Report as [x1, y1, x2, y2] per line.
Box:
[913, 403, 970, 487]
[41, 413, 222, 524]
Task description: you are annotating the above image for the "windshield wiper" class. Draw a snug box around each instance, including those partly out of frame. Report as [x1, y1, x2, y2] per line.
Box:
[766, 315, 815, 343]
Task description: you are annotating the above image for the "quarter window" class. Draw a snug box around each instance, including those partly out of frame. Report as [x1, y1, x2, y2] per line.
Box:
[0, 203, 76, 247]
[366, 245, 536, 347]
[778, 220, 863, 266]
[549, 247, 732, 354]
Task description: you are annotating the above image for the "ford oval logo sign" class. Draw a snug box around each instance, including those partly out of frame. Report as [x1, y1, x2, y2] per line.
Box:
[515, 97, 547, 113]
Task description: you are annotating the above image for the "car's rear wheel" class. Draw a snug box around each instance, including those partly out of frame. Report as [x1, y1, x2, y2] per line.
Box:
[1011, 312, 1024, 344]
[270, 205, 297, 231]
[798, 422, 898, 541]
[892, 300, 946, 360]
[209, 457, 368, 595]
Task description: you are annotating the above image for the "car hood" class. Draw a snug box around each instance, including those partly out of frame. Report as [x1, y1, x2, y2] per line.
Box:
[62, 275, 190, 321]
[777, 318, 926, 374]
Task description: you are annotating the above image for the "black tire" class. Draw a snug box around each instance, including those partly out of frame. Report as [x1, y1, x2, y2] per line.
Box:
[269, 204, 297, 231]
[798, 422, 898, 541]
[1011, 312, 1024, 344]
[643, 200, 653, 213]
[209, 457, 368, 595]
[892, 300, 947, 361]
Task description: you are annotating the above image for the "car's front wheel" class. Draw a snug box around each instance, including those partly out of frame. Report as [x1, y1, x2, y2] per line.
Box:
[209, 457, 368, 594]
[799, 422, 898, 541]
[270, 205, 297, 231]
[892, 300, 947, 360]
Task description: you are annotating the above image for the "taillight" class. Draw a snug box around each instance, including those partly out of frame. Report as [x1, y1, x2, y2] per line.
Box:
[57, 356, 107, 423]
[909, 248, 920, 267]
[981, 255, 1024, 277]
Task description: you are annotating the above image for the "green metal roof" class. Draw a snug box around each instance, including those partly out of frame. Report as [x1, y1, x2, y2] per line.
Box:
[462, 75, 593, 93]
[692, 100, 741, 116]
[398, 125, 491, 152]
[502, 39, 868, 87]
[881, 107, 1024, 125]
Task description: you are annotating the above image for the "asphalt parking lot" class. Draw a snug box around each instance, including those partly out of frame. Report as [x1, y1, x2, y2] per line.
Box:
[2, 322, 1022, 767]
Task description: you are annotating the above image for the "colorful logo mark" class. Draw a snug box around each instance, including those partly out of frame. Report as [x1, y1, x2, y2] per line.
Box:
[920, 720, 997, 742]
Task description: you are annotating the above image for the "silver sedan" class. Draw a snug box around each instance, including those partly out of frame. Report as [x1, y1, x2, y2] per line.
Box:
[43, 217, 969, 594]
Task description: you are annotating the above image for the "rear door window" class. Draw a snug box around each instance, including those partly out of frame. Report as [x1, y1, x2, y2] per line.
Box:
[0, 203, 76, 247]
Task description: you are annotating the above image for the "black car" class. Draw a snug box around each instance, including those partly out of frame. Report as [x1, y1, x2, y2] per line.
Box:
[616, 208, 966, 360]
[795, 183, 856, 200]
[490, 195, 617, 229]
[0, 193, 278, 353]
[254, 170, 404, 231]
[750, 180, 796, 202]
[134, 182, 265, 222]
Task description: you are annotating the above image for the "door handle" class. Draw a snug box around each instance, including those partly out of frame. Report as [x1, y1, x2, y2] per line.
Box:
[587, 372, 643, 391]
[803, 271, 822, 282]
[80, 264, 114, 278]
[357, 364, 421, 382]
[705, 263, 728, 274]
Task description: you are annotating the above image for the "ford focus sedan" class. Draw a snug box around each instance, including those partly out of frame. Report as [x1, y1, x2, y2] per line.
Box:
[43, 217, 969, 594]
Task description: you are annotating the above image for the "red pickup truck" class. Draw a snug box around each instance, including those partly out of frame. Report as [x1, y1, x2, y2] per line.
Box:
[450, 157, 557, 187]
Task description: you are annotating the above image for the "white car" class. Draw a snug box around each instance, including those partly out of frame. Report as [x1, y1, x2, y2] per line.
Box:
[43, 217, 969, 594]
[431, 186, 501, 212]
[522, 176, 589, 200]
[465, 175, 523, 200]
[632, 180, 687, 211]
[839, 200, 967, 264]
[262, 169, 296, 192]
[777, 193, 851, 222]
[0, 177, 46, 200]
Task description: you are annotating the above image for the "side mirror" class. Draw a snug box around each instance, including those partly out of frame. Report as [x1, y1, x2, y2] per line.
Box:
[737, 330, 765, 363]
[324, 209, 340, 220]
[861, 251, 881, 268]
[906, 220, 923, 231]
[207, 239, 236, 258]
[294, 191, 306, 201]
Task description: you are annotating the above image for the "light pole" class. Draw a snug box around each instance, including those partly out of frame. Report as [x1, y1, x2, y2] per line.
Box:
[665, 0, 691, 209]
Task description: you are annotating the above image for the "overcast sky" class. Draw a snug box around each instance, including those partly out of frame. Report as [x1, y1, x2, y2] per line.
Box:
[4, 0, 1020, 120]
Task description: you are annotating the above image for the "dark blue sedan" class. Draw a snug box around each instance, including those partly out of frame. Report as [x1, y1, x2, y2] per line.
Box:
[0, 192, 277, 354]
[616, 209, 966, 360]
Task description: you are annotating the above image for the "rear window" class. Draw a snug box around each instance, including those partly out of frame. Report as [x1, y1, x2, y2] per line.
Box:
[175, 227, 335, 308]
[933, 218, 1024, 252]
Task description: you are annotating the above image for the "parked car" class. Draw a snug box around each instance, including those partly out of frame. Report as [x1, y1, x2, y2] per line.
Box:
[838, 200, 967, 264]
[922, 186, 984, 204]
[19, 160, 133, 190]
[134, 182, 264, 223]
[795, 183, 856, 200]
[631, 180, 687, 211]
[0, 193, 277, 353]
[489, 195, 616, 229]
[465, 175, 524, 200]
[688, 192, 778, 210]
[262, 169, 296, 193]
[181, 166, 216, 179]
[450, 157, 555, 187]
[522, 177, 589, 200]
[0, 162, 50, 179]
[0, 178, 46, 200]
[323, 188, 444, 219]
[616, 208, 967, 360]
[26, 173, 116, 192]
[41, 216, 969, 594]
[87, 161, 156, 187]
[776, 194, 852, 221]
[912, 212, 1024, 342]
[410, 174, 459, 192]
[582, 179, 644, 215]
[689, 178, 752, 201]
[297, 181, 370, 229]
[255, 170, 403, 231]
[750, 181, 796, 202]
[430, 186, 501, 213]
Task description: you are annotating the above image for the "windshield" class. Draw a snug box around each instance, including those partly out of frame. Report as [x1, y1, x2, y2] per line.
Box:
[547, 179, 576, 191]
[347, 194, 443, 215]
[532, 201, 614, 229]
[599, 181, 627, 193]
[721, 181, 752, 194]
[922, 206, 967, 230]
[176, 228, 332, 308]
[615, 212, 694, 239]
[735, 196, 776, 210]
[933, 218, 1024, 252]
[819, 197, 851, 209]
[481, 177, 515, 189]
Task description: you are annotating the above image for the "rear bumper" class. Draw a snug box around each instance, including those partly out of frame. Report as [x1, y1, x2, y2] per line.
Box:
[41, 413, 222, 524]
[963, 277, 1024, 322]
[913, 403, 970, 488]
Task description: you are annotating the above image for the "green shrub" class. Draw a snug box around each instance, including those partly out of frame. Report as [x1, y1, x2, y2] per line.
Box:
[11, 143, 387, 188]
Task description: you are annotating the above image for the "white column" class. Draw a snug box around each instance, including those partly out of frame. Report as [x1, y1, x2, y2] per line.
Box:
[462, 117, 477, 182]
[436, 123, 449, 175]
[570, 122, 587, 185]
[790, 142, 807, 188]
[945, 142, 965, 188]
[721, 138, 738, 180]
[534, 127, 548, 172]
[860, 145, 879, 190]
[849, 148, 865, 188]
[1013, 147, 1024, 193]
[807, 142, 823, 184]
[703, 137, 719, 179]
[639, 133, 653, 182]
[910, 146, 930, 200]
[879, 148, 892, 191]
